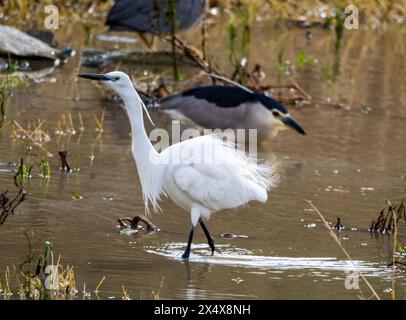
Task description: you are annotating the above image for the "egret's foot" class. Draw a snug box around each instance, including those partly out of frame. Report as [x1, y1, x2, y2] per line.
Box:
[208, 238, 215, 256]
[182, 251, 190, 259]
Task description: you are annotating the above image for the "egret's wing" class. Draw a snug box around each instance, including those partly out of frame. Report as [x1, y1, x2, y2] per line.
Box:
[169, 135, 277, 211]
[173, 163, 265, 212]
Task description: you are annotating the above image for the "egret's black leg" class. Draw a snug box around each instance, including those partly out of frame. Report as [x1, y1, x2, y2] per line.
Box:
[182, 225, 195, 259]
[199, 219, 215, 255]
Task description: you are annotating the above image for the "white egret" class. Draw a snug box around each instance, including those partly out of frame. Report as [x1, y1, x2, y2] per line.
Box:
[78, 71, 278, 259]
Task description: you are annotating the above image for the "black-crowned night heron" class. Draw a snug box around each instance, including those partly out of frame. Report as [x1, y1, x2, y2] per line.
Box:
[160, 85, 307, 140]
[106, 0, 208, 33]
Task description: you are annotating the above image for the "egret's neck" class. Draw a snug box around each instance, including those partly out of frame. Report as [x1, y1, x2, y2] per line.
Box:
[120, 87, 156, 158]
[119, 86, 164, 211]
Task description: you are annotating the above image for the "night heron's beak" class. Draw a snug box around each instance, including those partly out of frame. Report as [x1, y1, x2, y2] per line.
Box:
[78, 73, 115, 81]
[282, 116, 306, 135]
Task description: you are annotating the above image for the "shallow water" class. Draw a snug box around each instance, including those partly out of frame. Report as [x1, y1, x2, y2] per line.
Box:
[0, 18, 406, 299]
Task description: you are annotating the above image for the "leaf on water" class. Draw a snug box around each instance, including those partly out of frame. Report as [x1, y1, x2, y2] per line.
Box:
[71, 191, 83, 200]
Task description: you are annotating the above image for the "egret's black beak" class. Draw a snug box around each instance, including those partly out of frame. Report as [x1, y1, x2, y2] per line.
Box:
[282, 116, 306, 135]
[78, 73, 114, 81]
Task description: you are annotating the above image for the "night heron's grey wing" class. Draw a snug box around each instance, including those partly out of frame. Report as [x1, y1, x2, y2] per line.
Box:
[106, 0, 155, 32]
[160, 94, 253, 129]
[157, 0, 207, 33]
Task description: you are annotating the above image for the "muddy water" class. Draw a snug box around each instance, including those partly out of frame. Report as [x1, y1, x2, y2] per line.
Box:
[0, 18, 406, 299]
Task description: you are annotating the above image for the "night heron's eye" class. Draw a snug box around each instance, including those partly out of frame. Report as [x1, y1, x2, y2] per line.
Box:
[272, 111, 280, 117]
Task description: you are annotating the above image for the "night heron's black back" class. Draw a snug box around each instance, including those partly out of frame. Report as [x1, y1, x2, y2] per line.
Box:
[171, 85, 289, 113]
[106, 0, 207, 33]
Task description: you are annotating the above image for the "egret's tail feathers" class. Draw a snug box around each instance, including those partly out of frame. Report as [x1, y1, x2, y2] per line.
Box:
[212, 135, 279, 194]
[143, 194, 163, 217]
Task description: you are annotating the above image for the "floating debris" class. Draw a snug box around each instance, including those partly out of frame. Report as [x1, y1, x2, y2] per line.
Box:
[361, 187, 375, 192]
[231, 277, 244, 284]
[118, 215, 159, 232]
[221, 233, 234, 239]
[304, 223, 316, 228]
[120, 228, 140, 236]
[221, 233, 248, 239]
[323, 185, 349, 193]
[361, 106, 372, 114]
[71, 191, 83, 200]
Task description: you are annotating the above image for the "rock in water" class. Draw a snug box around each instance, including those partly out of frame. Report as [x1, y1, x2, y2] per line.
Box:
[25, 29, 58, 47]
[0, 25, 61, 60]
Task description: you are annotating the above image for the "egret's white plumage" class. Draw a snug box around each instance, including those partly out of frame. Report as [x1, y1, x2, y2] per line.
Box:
[161, 134, 277, 224]
[78, 71, 278, 258]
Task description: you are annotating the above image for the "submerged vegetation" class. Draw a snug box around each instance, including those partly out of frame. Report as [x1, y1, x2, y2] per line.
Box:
[0, 76, 27, 121]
